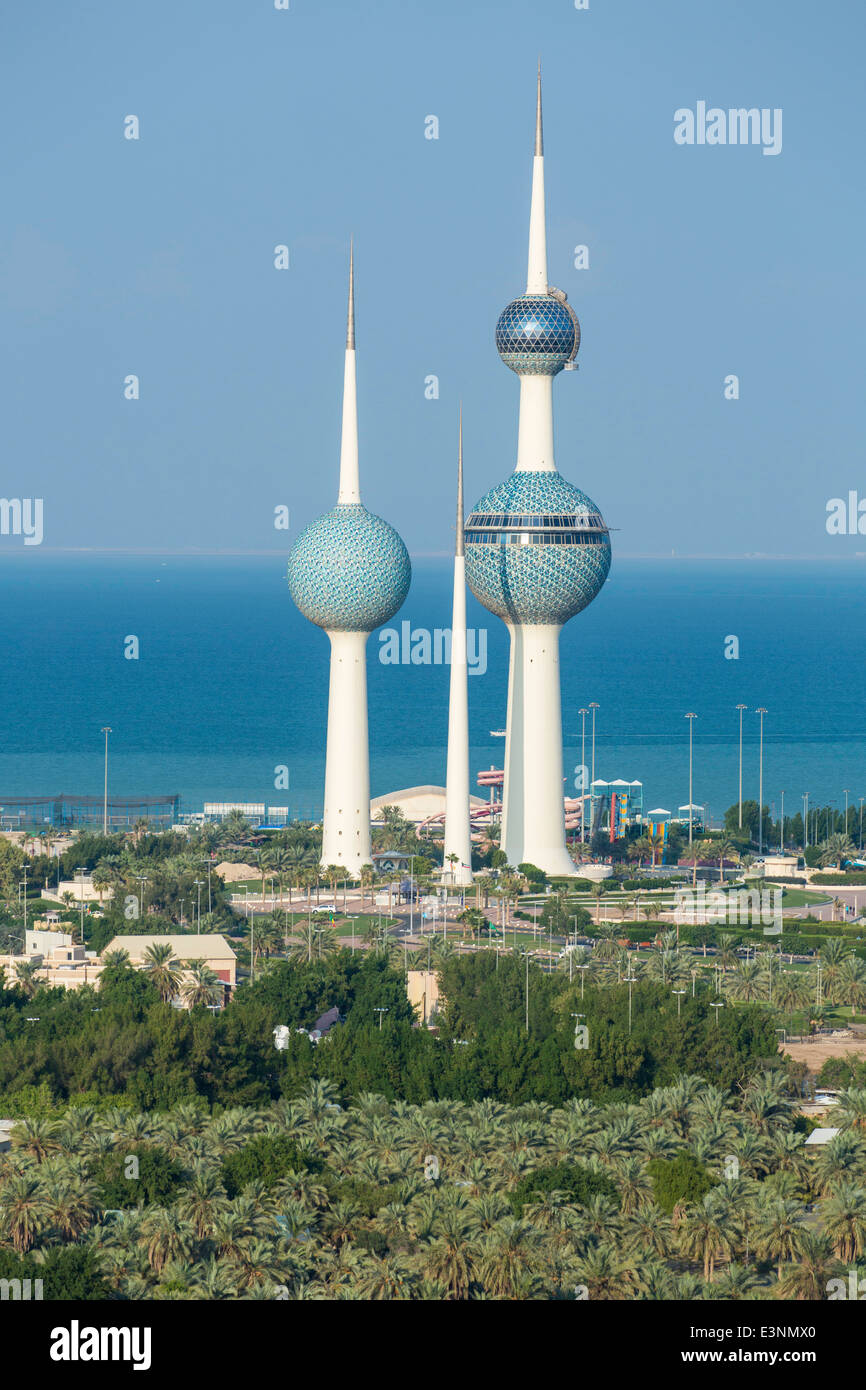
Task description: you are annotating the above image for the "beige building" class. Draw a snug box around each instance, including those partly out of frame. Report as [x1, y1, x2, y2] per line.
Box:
[104, 934, 238, 988]
[407, 969, 440, 1025]
[41, 877, 113, 905]
[0, 939, 102, 991]
[1, 932, 238, 998]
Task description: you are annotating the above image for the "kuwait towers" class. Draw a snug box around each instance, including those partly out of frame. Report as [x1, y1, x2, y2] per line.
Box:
[463, 71, 611, 876]
[288, 249, 411, 876]
[442, 411, 474, 888]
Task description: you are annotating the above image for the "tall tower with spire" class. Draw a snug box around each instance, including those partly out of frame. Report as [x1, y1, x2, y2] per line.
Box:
[464, 71, 611, 876]
[443, 409, 474, 888]
[288, 249, 411, 876]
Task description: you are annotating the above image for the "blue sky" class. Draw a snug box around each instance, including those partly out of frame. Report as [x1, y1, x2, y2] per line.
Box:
[2, 0, 864, 556]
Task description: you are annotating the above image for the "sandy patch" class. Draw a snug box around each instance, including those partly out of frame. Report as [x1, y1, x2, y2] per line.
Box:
[782, 1035, 866, 1073]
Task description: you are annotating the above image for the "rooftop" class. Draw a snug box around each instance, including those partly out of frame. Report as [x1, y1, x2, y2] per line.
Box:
[105, 934, 237, 960]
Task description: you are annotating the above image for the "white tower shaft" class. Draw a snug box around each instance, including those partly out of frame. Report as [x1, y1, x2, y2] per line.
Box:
[321, 628, 371, 876]
[502, 624, 575, 876]
[443, 412, 474, 887]
[516, 376, 555, 472]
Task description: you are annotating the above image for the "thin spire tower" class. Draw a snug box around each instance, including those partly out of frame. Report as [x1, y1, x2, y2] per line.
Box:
[443, 408, 474, 889]
[287, 247, 411, 877]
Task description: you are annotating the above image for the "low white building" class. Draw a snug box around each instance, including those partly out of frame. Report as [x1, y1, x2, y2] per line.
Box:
[759, 855, 801, 880]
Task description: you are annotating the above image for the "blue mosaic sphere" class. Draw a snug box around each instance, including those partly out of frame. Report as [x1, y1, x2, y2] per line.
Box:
[288, 504, 411, 632]
[464, 471, 610, 625]
[496, 295, 580, 376]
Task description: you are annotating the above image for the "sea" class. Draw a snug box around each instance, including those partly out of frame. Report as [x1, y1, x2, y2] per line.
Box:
[0, 553, 864, 830]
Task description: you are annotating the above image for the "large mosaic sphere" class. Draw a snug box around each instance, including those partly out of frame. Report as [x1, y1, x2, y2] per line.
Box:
[287, 504, 411, 632]
[464, 470, 610, 625]
[495, 294, 580, 376]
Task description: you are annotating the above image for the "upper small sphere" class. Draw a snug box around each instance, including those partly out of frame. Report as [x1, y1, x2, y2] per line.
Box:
[496, 294, 580, 376]
[288, 504, 411, 632]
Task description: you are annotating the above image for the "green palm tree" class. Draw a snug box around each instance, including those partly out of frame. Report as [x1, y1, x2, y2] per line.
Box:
[713, 837, 739, 882]
[777, 1230, 842, 1300]
[835, 1087, 866, 1135]
[13, 959, 41, 999]
[181, 960, 223, 1009]
[422, 1208, 480, 1299]
[142, 942, 182, 1002]
[10, 1116, 60, 1164]
[725, 959, 764, 1002]
[711, 1262, 760, 1300]
[819, 833, 856, 869]
[0, 1174, 49, 1253]
[753, 1196, 804, 1280]
[821, 1182, 866, 1263]
[837, 956, 866, 1016]
[477, 1219, 543, 1297]
[102, 947, 131, 967]
[676, 1191, 738, 1283]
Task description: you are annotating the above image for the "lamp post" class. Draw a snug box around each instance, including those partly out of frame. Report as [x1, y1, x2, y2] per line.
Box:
[755, 708, 767, 854]
[100, 727, 112, 835]
[802, 793, 809, 850]
[780, 791, 785, 854]
[374, 1006, 388, 1030]
[194, 879, 204, 928]
[578, 706, 592, 845]
[75, 865, 87, 944]
[685, 714, 698, 847]
[736, 704, 747, 829]
[844, 789, 850, 839]
[673, 987, 686, 1018]
[200, 858, 213, 914]
[624, 973, 638, 1033]
[522, 949, 531, 1032]
[709, 1001, 723, 1026]
[589, 703, 600, 792]
[859, 797, 864, 852]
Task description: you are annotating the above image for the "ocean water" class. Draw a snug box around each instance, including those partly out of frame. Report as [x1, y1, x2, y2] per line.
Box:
[0, 553, 864, 828]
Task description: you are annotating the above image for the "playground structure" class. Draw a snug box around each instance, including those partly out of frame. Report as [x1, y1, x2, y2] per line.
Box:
[589, 780, 643, 841]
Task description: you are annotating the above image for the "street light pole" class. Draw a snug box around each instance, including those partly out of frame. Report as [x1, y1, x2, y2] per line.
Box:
[589, 703, 600, 795]
[76, 865, 87, 945]
[780, 791, 784, 854]
[624, 973, 637, 1033]
[736, 705, 747, 829]
[579, 707, 588, 842]
[803, 793, 809, 850]
[844, 789, 850, 839]
[685, 714, 698, 847]
[101, 727, 112, 835]
[756, 708, 767, 854]
[859, 797, 864, 852]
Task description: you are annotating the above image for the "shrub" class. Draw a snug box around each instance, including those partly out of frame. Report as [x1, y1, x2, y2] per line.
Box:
[221, 1134, 321, 1197]
[647, 1152, 715, 1214]
[97, 1147, 185, 1209]
[508, 1162, 619, 1219]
